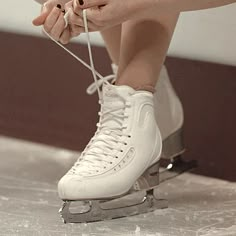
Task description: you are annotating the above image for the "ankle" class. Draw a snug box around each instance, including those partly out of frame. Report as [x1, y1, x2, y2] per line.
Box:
[114, 81, 156, 93]
[134, 85, 156, 93]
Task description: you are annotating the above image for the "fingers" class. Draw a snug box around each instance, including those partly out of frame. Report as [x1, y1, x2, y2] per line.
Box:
[32, 4, 52, 26]
[67, 8, 98, 30]
[44, 6, 62, 32]
[85, 7, 104, 26]
[70, 25, 85, 37]
[32, 2, 61, 26]
[33, 0, 104, 44]
[72, 1, 83, 17]
[65, 1, 73, 12]
[33, 1, 73, 44]
[71, 0, 107, 28]
[50, 13, 66, 41]
[59, 27, 71, 44]
[74, 0, 107, 9]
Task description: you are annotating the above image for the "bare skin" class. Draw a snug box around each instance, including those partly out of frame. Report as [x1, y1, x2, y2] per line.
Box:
[70, 0, 236, 32]
[100, 25, 121, 65]
[33, 0, 236, 43]
[33, 0, 236, 91]
[115, 14, 179, 92]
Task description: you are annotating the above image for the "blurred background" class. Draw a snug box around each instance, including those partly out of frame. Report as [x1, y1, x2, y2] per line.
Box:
[0, 0, 235, 181]
[1, 1, 236, 64]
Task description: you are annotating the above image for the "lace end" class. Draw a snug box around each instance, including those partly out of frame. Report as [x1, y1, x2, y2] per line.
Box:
[63, 9, 71, 29]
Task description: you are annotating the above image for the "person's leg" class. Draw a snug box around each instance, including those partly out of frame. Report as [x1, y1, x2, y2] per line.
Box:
[116, 13, 180, 93]
[100, 25, 122, 66]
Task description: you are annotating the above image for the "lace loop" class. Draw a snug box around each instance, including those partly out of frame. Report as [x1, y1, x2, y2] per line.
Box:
[86, 74, 116, 95]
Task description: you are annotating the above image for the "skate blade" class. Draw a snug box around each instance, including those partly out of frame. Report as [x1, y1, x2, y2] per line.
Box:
[160, 156, 198, 183]
[59, 190, 167, 223]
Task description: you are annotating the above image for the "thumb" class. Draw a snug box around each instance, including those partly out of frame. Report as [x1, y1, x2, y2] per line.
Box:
[32, 4, 52, 26]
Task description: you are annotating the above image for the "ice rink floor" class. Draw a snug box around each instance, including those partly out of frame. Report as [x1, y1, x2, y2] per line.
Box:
[0, 136, 235, 236]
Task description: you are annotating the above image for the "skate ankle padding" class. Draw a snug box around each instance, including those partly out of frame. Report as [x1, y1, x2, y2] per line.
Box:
[134, 85, 156, 94]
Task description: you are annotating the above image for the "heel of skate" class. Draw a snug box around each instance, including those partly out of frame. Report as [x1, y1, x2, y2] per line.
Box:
[160, 128, 198, 183]
[161, 128, 185, 160]
[160, 156, 198, 183]
[133, 162, 160, 191]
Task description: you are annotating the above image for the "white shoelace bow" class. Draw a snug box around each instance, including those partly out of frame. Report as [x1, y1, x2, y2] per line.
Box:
[42, 9, 130, 175]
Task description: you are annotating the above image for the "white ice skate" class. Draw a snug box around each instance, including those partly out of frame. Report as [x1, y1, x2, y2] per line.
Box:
[42, 8, 196, 223]
[58, 81, 168, 222]
[87, 64, 197, 183]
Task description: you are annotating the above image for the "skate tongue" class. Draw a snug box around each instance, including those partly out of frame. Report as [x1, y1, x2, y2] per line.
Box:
[102, 83, 135, 102]
[99, 83, 133, 131]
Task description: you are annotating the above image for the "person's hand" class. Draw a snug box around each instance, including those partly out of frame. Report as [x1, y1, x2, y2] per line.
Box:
[32, 0, 74, 44]
[69, 0, 158, 32]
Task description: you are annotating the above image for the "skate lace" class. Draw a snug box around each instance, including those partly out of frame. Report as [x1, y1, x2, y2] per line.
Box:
[72, 99, 131, 174]
[86, 74, 116, 95]
[42, 9, 131, 175]
[43, 9, 109, 101]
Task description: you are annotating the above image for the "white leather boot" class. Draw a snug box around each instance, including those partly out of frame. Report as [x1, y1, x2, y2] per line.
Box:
[87, 64, 185, 160]
[58, 82, 162, 200]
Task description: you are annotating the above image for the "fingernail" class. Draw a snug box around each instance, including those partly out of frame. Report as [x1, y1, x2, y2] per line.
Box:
[57, 4, 62, 9]
[79, 0, 84, 5]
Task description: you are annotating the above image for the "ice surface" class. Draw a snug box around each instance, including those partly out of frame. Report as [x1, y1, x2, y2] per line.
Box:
[0, 135, 235, 236]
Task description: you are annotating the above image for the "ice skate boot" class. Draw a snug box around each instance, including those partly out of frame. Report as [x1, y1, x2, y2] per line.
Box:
[58, 82, 168, 223]
[42, 8, 195, 223]
[87, 64, 197, 183]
